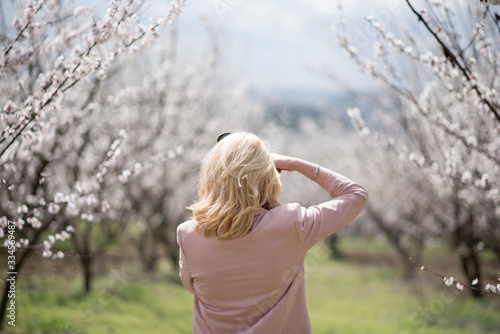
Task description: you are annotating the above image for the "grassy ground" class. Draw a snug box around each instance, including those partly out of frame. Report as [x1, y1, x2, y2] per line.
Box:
[3, 237, 500, 334]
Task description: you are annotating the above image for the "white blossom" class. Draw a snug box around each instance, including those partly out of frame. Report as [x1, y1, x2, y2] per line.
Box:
[175, 145, 184, 155]
[0, 217, 7, 229]
[118, 169, 132, 183]
[485, 283, 497, 293]
[16, 218, 24, 230]
[444, 276, 454, 287]
[42, 250, 52, 258]
[48, 203, 60, 215]
[60, 231, 71, 240]
[54, 192, 65, 203]
[17, 204, 29, 214]
[461, 171, 472, 184]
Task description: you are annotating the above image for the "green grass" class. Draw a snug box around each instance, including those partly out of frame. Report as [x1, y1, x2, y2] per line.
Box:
[4, 240, 500, 334]
[10, 273, 193, 334]
[305, 244, 499, 334]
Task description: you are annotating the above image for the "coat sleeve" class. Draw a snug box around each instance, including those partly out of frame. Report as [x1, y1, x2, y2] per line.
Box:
[291, 171, 368, 250]
[176, 225, 195, 294]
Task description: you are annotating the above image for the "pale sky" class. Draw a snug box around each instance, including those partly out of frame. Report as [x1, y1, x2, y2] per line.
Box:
[6, 0, 430, 98]
[173, 0, 414, 97]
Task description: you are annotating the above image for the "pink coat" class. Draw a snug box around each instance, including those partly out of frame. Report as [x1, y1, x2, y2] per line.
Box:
[177, 171, 368, 333]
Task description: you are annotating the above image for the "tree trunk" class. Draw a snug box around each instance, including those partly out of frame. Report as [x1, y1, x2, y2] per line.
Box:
[459, 249, 482, 298]
[453, 210, 482, 298]
[142, 257, 157, 273]
[80, 254, 93, 294]
[137, 226, 158, 273]
[158, 222, 179, 269]
[0, 220, 48, 330]
[325, 234, 344, 260]
[139, 248, 158, 273]
[365, 206, 416, 280]
[0, 247, 33, 329]
[166, 240, 179, 269]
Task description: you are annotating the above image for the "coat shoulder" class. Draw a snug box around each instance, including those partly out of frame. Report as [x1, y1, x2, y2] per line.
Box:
[177, 220, 197, 234]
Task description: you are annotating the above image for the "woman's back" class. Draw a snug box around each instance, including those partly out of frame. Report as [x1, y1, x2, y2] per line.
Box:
[178, 205, 312, 334]
[177, 132, 368, 333]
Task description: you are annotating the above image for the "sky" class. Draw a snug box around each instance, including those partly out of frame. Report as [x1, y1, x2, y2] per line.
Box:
[171, 0, 410, 98]
[5, 0, 436, 100]
[177, 0, 484, 101]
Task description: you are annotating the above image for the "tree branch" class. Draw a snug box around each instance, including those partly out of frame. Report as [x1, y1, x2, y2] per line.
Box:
[405, 0, 500, 123]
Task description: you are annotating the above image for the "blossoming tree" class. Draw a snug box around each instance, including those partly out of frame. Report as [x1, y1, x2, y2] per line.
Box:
[0, 0, 184, 327]
[334, 0, 500, 297]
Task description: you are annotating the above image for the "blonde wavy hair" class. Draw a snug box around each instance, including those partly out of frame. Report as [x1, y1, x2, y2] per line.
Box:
[188, 132, 282, 239]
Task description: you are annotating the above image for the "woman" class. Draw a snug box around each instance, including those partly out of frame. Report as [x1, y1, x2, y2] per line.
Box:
[177, 131, 368, 333]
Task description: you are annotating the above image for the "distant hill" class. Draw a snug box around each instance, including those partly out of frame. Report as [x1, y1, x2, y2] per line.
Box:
[251, 88, 375, 128]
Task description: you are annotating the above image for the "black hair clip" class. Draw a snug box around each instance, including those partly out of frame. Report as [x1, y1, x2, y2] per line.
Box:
[216, 132, 231, 143]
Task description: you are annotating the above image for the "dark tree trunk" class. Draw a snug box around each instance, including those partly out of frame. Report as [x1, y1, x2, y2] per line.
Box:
[0, 157, 50, 328]
[142, 256, 157, 273]
[325, 234, 344, 260]
[0, 221, 48, 329]
[166, 238, 179, 269]
[158, 222, 180, 269]
[80, 254, 93, 294]
[137, 226, 159, 273]
[72, 220, 95, 294]
[0, 247, 33, 329]
[138, 242, 158, 273]
[453, 210, 483, 299]
[459, 249, 482, 298]
[365, 205, 418, 280]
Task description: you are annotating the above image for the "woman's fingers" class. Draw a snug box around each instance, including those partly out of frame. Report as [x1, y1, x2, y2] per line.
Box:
[270, 153, 295, 172]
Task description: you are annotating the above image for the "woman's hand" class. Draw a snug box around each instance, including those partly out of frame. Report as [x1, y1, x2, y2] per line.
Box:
[271, 153, 330, 184]
[270, 153, 298, 173]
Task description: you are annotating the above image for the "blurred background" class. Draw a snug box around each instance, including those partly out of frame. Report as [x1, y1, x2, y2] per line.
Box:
[0, 0, 499, 333]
